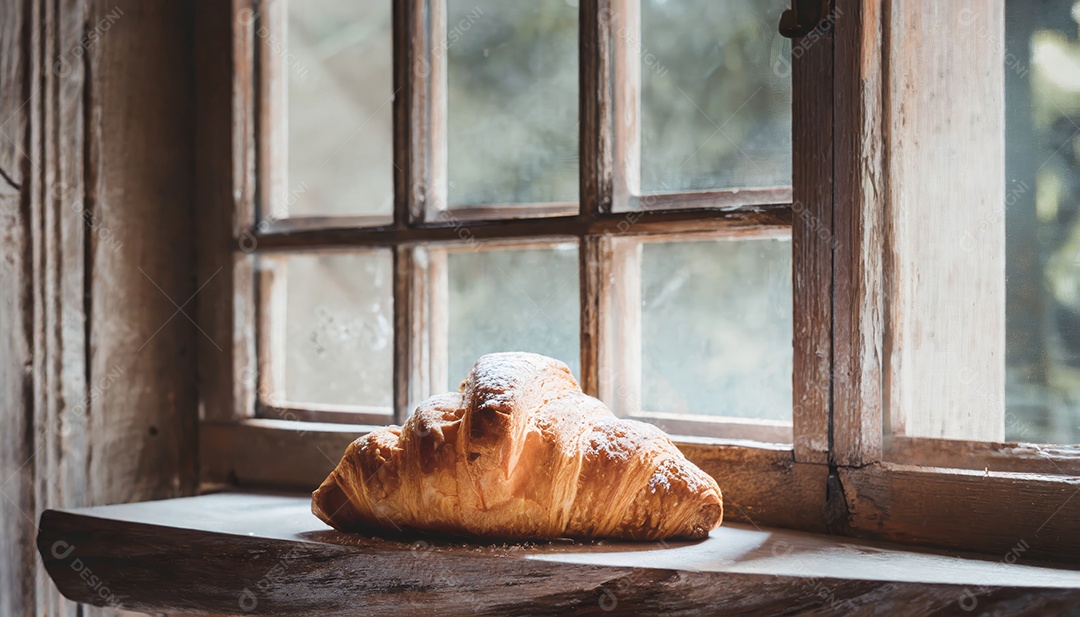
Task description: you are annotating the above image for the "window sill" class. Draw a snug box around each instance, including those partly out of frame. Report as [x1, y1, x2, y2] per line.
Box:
[37, 492, 1080, 615]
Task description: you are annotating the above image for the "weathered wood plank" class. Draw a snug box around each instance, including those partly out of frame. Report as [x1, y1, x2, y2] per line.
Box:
[839, 464, 1080, 563]
[633, 413, 793, 443]
[194, 0, 257, 424]
[248, 205, 793, 251]
[677, 441, 827, 534]
[200, 420, 363, 491]
[885, 436, 1080, 476]
[791, 14, 834, 466]
[256, 257, 287, 406]
[36, 493, 1080, 615]
[392, 0, 413, 225]
[610, 0, 639, 210]
[626, 187, 793, 212]
[0, 184, 35, 617]
[884, 0, 1005, 441]
[597, 237, 641, 415]
[0, 0, 26, 189]
[393, 245, 413, 422]
[831, 0, 885, 467]
[577, 0, 611, 396]
[32, 0, 92, 614]
[405, 0, 445, 223]
[581, 0, 612, 216]
[579, 236, 602, 397]
[87, 0, 198, 502]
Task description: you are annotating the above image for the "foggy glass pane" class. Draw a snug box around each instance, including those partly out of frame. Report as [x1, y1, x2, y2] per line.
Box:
[446, 0, 579, 206]
[448, 245, 580, 385]
[285, 1, 394, 217]
[283, 252, 394, 406]
[641, 238, 791, 420]
[1004, 0, 1080, 443]
[639, 0, 792, 193]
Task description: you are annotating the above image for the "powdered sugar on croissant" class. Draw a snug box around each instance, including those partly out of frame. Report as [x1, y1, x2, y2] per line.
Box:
[312, 352, 723, 540]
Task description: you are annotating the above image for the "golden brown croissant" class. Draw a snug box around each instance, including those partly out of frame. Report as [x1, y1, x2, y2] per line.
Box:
[312, 352, 723, 540]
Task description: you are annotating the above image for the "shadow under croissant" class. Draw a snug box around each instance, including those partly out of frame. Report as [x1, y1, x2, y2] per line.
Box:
[297, 526, 707, 554]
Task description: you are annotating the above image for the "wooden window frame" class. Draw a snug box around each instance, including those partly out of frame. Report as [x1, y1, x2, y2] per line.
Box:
[194, 0, 1080, 563]
[249, 0, 800, 441]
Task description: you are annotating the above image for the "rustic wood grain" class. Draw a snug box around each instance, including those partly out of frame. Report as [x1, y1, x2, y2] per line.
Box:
[194, 0, 257, 424]
[392, 0, 412, 226]
[393, 245, 414, 422]
[791, 13, 834, 466]
[626, 187, 793, 212]
[578, 0, 614, 402]
[247, 205, 793, 251]
[677, 440, 828, 533]
[257, 0, 285, 222]
[33, 1, 98, 614]
[396, 246, 448, 414]
[830, 0, 885, 468]
[200, 420, 366, 491]
[838, 463, 1080, 563]
[610, 0, 639, 210]
[36, 493, 1080, 616]
[580, 0, 612, 216]
[260, 403, 392, 427]
[883, 0, 1005, 441]
[2, 1, 207, 615]
[86, 0, 198, 502]
[0, 172, 34, 617]
[256, 257, 287, 405]
[598, 237, 641, 415]
[0, 0, 26, 189]
[404, 0, 446, 223]
[446, 203, 579, 221]
[634, 413, 793, 443]
[579, 235, 602, 397]
[425, 0, 447, 222]
[885, 436, 1080, 476]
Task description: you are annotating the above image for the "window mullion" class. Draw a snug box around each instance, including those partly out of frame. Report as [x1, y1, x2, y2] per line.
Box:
[598, 237, 643, 416]
[256, 256, 288, 408]
[407, 0, 448, 225]
[610, 0, 639, 211]
[579, 0, 613, 395]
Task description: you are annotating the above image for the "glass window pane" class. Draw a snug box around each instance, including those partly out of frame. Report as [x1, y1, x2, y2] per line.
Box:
[639, 0, 792, 193]
[446, 0, 579, 206]
[285, 1, 394, 217]
[1005, 0, 1080, 444]
[640, 238, 792, 420]
[282, 252, 393, 406]
[447, 244, 580, 386]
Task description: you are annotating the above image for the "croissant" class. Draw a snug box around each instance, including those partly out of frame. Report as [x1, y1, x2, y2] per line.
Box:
[312, 352, 723, 540]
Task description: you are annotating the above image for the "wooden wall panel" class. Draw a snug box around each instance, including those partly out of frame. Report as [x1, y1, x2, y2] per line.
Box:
[0, 0, 35, 612]
[0, 1, 202, 615]
[0, 183, 35, 617]
[86, 0, 198, 504]
[0, 0, 26, 189]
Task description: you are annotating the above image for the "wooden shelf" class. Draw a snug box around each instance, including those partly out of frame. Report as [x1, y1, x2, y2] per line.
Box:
[37, 492, 1080, 615]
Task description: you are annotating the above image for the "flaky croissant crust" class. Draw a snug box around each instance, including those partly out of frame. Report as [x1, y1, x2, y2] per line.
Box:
[312, 352, 723, 540]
